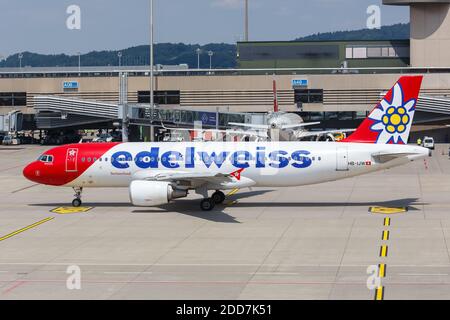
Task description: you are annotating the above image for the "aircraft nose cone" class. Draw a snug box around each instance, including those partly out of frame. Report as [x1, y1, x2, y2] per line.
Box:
[23, 162, 39, 183]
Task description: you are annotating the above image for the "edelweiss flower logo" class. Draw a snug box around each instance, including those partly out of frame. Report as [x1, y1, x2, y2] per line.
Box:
[369, 83, 416, 144]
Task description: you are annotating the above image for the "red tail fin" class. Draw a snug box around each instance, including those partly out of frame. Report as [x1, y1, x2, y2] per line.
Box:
[342, 76, 423, 145]
[273, 79, 279, 112]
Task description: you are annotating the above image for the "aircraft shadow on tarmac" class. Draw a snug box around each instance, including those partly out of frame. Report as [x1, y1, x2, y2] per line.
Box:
[29, 190, 274, 224]
[234, 197, 425, 210]
[132, 190, 275, 223]
[30, 193, 425, 223]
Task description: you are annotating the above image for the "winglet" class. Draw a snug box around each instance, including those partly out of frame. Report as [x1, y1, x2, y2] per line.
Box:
[229, 168, 245, 181]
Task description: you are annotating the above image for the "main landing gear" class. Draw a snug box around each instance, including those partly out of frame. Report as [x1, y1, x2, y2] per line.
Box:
[212, 191, 226, 205]
[72, 187, 83, 207]
[200, 191, 226, 211]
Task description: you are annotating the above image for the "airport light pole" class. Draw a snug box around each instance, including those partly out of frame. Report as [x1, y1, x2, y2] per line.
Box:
[77, 52, 81, 74]
[208, 50, 214, 70]
[118, 51, 122, 67]
[244, 0, 249, 41]
[196, 48, 202, 69]
[18, 53, 23, 69]
[150, 0, 155, 142]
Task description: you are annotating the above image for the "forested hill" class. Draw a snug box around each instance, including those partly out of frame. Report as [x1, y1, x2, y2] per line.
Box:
[296, 23, 409, 41]
[0, 23, 410, 69]
[0, 43, 237, 69]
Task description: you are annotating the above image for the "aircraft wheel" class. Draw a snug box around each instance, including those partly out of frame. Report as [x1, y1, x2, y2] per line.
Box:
[200, 198, 215, 211]
[212, 191, 226, 204]
[72, 198, 82, 207]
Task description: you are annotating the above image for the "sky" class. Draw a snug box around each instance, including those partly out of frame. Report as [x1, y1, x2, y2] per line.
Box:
[0, 0, 409, 57]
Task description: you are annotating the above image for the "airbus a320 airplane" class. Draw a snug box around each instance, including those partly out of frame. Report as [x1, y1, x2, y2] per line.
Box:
[24, 76, 430, 211]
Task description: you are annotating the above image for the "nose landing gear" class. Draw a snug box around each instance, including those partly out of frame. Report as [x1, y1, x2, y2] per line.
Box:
[72, 187, 83, 207]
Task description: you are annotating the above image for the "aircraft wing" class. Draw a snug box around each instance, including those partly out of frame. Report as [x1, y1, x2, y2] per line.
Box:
[280, 122, 321, 130]
[132, 169, 244, 185]
[296, 129, 356, 139]
[228, 122, 321, 130]
[228, 122, 270, 130]
[161, 123, 268, 138]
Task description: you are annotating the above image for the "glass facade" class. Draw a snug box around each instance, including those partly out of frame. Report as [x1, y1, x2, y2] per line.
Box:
[0, 92, 26, 106]
[298, 111, 370, 122]
[294, 89, 324, 104]
[239, 45, 340, 61]
[137, 90, 181, 105]
[345, 44, 410, 59]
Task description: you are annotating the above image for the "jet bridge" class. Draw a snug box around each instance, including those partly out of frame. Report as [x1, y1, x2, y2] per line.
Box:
[33, 94, 450, 131]
[417, 95, 450, 116]
[33, 96, 247, 130]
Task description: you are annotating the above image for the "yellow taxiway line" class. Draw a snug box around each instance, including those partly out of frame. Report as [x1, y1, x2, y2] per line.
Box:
[0, 217, 54, 242]
[380, 245, 388, 257]
[378, 264, 386, 278]
[375, 286, 384, 301]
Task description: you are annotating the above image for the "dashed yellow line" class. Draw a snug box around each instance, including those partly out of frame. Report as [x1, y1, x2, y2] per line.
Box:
[375, 286, 384, 300]
[375, 219, 390, 300]
[378, 264, 386, 278]
[380, 245, 388, 257]
[0, 217, 54, 242]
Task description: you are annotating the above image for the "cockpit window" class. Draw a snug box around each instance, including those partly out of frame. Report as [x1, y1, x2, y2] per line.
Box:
[38, 155, 54, 163]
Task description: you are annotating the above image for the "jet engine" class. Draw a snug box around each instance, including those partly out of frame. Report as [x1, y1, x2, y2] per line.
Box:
[129, 181, 187, 207]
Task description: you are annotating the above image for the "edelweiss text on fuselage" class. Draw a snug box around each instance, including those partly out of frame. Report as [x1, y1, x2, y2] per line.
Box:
[111, 147, 313, 170]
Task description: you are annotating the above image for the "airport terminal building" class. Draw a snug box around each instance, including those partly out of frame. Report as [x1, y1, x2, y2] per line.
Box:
[1, 0, 450, 141]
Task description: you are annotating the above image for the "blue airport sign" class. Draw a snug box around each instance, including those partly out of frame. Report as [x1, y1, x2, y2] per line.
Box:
[63, 81, 79, 89]
[292, 79, 308, 88]
[198, 112, 217, 126]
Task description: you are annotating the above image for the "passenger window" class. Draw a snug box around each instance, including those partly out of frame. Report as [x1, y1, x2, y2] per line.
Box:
[81, 157, 86, 162]
[93, 158, 97, 162]
[87, 158, 92, 162]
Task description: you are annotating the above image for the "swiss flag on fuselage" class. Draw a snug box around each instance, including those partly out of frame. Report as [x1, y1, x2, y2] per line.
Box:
[66, 148, 78, 172]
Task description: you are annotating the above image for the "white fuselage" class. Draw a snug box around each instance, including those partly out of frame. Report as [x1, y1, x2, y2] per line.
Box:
[67, 142, 430, 189]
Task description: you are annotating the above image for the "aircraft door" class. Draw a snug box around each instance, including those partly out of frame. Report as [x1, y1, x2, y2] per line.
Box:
[65, 148, 79, 172]
[336, 146, 349, 171]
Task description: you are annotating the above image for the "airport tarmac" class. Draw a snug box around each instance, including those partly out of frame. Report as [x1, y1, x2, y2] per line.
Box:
[1, 144, 450, 300]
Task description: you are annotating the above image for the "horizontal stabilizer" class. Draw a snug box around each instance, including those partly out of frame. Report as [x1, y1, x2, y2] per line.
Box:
[372, 152, 416, 163]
